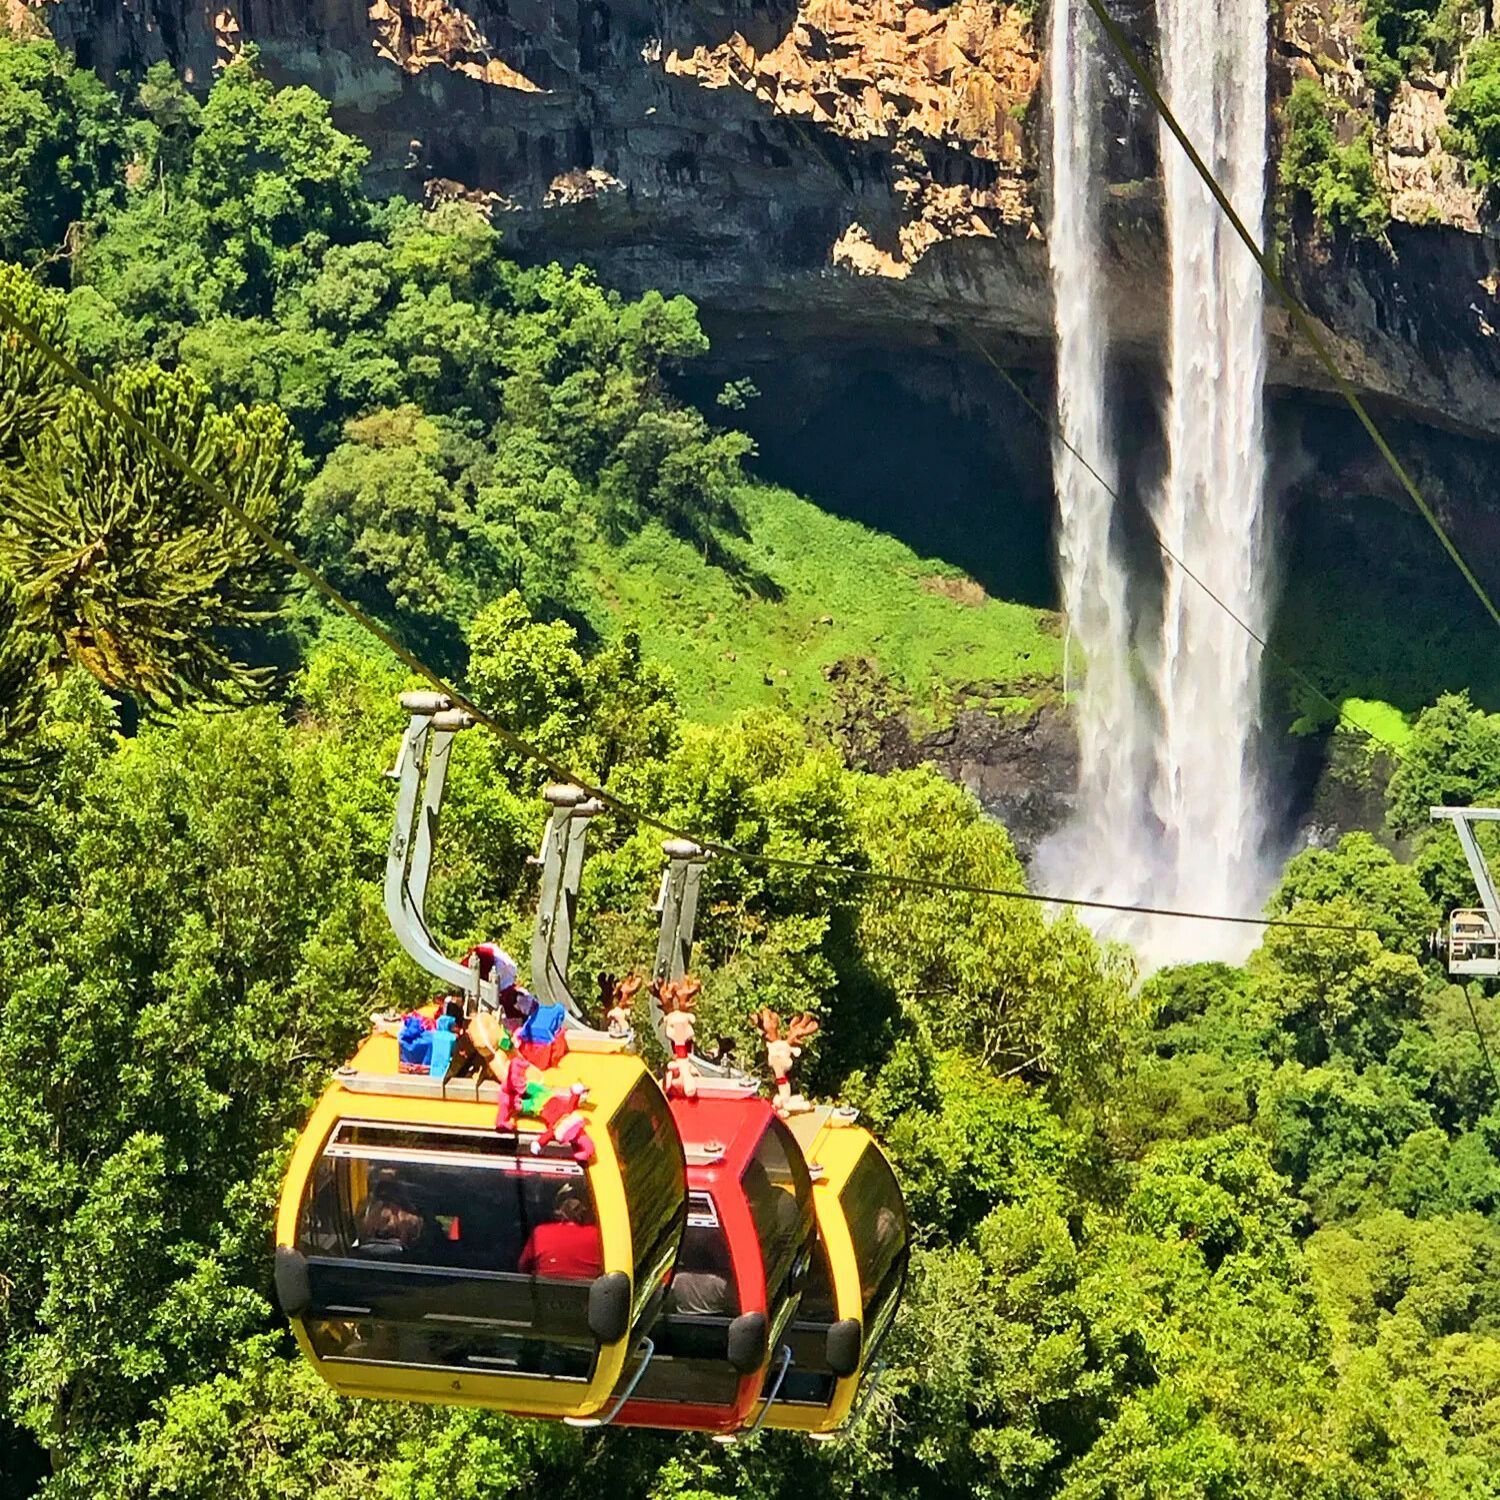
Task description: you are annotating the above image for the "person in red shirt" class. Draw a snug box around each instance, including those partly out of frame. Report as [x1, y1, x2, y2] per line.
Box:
[518, 1183, 603, 1280]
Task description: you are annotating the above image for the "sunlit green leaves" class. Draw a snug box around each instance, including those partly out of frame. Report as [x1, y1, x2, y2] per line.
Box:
[0, 364, 294, 706]
[0, 37, 123, 264]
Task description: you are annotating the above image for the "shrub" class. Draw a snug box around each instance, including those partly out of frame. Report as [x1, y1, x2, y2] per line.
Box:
[1447, 36, 1500, 185]
[1280, 80, 1389, 239]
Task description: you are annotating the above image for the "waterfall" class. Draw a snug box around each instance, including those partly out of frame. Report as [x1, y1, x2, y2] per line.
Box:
[1042, 0, 1271, 965]
[1149, 0, 1271, 961]
[1040, 0, 1154, 912]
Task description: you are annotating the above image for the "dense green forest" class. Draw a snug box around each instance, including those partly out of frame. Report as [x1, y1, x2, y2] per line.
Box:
[5, 32, 1500, 1500]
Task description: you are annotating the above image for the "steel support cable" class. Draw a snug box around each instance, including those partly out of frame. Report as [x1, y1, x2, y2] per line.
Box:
[0, 300, 1374, 936]
[951, 327, 1411, 765]
[1460, 981, 1500, 1102]
[1081, 0, 1500, 639]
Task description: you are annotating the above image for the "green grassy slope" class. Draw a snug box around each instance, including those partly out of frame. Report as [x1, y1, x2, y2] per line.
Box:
[1271, 499, 1500, 720]
[582, 482, 1062, 724]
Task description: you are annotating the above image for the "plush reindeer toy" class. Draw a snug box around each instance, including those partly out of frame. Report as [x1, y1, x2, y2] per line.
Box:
[755, 1008, 819, 1116]
[598, 971, 644, 1039]
[654, 976, 702, 1098]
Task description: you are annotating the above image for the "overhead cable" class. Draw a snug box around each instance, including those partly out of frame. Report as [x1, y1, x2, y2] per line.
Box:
[0, 299, 1376, 937]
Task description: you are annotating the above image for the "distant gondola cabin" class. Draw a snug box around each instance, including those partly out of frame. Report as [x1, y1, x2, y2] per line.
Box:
[765, 1109, 909, 1435]
[274, 1028, 686, 1423]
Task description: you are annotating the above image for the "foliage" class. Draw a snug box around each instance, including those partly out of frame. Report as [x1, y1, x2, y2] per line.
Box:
[1332, 696, 1414, 751]
[849, 768, 1138, 1100]
[0, 674, 388, 1471]
[0, 261, 73, 463]
[1267, 832, 1435, 955]
[0, 363, 294, 706]
[7, 625, 1500, 1500]
[464, 591, 677, 790]
[0, 573, 52, 808]
[582, 485, 1063, 724]
[1388, 692, 1500, 836]
[74, 1335, 578, 1500]
[298, 407, 579, 668]
[71, 56, 752, 588]
[1446, 36, 1500, 187]
[0, 638, 1135, 1499]
[0, 35, 123, 265]
[16, 36, 1058, 731]
[1360, 0, 1478, 99]
[0, 259, 293, 790]
[1280, 80, 1388, 239]
[74, 45, 367, 332]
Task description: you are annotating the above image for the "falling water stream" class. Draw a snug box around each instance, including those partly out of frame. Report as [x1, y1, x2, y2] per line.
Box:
[1043, 0, 1271, 964]
[1040, 0, 1152, 906]
[1151, 0, 1272, 958]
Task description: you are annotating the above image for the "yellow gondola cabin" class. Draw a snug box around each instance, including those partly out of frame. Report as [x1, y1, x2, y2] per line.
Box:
[763, 1108, 908, 1436]
[274, 1029, 685, 1424]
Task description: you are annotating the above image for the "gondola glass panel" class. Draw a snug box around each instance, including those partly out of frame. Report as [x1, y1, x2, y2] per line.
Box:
[780, 1237, 839, 1408]
[612, 1077, 689, 1312]
[742, 1116, 815, 1317]
[842, 1142, 907, 1353]
[296, 1134, 601, 1381]
[627, 1193, 744, 1407]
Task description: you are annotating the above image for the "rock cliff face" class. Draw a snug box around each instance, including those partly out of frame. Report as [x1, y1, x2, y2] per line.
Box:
[34, 0, 1500, 442]
[1278, 0, 1481, 233]
[1270, 1, 1500, 441]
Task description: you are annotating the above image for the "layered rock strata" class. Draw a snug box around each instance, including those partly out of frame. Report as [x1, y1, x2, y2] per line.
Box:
[29, 0, 1500, 438]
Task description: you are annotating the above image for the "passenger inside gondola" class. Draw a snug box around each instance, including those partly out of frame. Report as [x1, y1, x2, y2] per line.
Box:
[519, 1182, 603, 1279]
[623, 1199, 744, 1404]
[353, 1171, 439, 1261]
[667, 1234, 734, 1318]
[297, 1138, 603, 1380]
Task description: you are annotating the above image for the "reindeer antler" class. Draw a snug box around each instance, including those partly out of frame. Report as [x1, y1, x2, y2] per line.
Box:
[755, 1008, 782, 1042]
[600, 971, 645, 1007]
[786, 1014, 820, 1048]
[656, 977, 701, 1014]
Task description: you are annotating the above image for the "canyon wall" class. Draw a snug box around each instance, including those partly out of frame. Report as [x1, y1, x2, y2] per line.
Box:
[28, 0, 1500, 443]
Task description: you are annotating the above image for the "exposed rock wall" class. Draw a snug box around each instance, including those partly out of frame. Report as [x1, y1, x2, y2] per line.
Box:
[1270, 1, 1500, 442]
[1278, 0, 1482, 232]
[662, 0, 1039, 275]
[367, 0, 545, 90]
[27, 0, 1500, 441]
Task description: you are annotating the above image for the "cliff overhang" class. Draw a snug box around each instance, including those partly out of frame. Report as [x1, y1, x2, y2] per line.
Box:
[30, 0, 1500, 440]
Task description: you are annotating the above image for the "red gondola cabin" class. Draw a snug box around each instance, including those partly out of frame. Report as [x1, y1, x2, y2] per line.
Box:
[608, 1088, 815, 1434]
